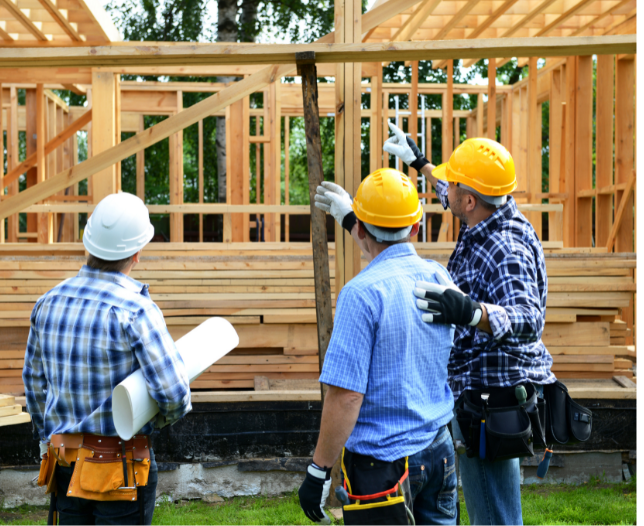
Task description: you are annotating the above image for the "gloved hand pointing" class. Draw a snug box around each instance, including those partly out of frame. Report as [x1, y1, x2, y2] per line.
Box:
[314, 181, 357, 232]
[298, 463, 332, 524]
[414, 273, 483, 327]
[383, 122, 430, 172]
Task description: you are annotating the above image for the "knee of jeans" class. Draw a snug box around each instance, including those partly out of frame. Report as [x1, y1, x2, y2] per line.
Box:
[437, 456, 458, 518]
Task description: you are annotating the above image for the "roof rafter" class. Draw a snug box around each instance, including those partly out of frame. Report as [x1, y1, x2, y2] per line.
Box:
[433, 0, 484, 41]
[0, 0, 49, 40]
[36, 0, 82, 41]
[392, 0, 443, 41]
[570, 0, 633, 36]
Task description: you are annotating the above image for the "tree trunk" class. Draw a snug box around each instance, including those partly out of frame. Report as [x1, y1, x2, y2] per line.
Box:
[216, 0, 238, 203]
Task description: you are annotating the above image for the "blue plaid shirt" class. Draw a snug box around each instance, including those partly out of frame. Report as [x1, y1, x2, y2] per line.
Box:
[319, 243, 455, 462]
[23, 266, 192, 442]
[436, 180, 556, 398]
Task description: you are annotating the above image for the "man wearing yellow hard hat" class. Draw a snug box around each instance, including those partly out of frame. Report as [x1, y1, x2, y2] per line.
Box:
[384, 122, 555, 525]
[297, 168, 458, 525]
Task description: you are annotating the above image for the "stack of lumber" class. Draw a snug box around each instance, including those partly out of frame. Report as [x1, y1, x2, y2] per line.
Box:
[0, 394, 30, 426]
[0, 244, 635, 394]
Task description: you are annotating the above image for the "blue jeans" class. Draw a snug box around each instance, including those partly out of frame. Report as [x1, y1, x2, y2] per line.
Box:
[54, 449, 158, 525]
[407, 426, 458, 525]
[452, 385, 543, 525]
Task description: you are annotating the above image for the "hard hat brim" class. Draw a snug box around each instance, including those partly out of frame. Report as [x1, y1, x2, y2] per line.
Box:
[432, 163, 448, 181]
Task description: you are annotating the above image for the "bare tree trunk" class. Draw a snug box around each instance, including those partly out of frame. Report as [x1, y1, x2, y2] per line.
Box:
[239, 0, 259, 43]
[216, 0, 238, 203]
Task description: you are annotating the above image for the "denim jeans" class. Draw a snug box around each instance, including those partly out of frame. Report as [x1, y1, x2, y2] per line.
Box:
[54, 448, 158, 525]
[407, 426, 458, 525]
[452, 385, 544, 525]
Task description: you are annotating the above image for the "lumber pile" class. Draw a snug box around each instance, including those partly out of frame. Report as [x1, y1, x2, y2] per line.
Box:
[0, 394, 30, 426]
[0, 244, 635, 395]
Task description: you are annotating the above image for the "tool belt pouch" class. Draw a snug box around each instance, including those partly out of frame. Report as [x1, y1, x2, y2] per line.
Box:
[50, 434, 151, 502]
[340, 448, 412, 525]
[455, 383, 547, 462]
[543, 380, 592, 444]
[37, 448, 58, 494]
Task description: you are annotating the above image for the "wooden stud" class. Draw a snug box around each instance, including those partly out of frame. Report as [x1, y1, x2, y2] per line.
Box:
[595, 55, 614, 248]
[476, 92, 484, 137]
[136, 114, 145, 201]
[410, 61, 419, 242]
[369, 73, 379, 173]
[563, 58, 577, 247]
[442, 61, 454, 241]
[90, 69, 118, 203]
[575, 55, 593, 247]
[549, 67, 564, 242]
[6, 86, 18, 242]
[198, 118, 204, 243]
[487, 58, 496, 140]
[606, 173, 635, 252]
[375, 63, 383, 169]
[614, 57, 634, 253]
[169, 91, 184, 242]
[527, 58, 541, 236]
[25, 89, 37, 240]
[284, 116, 290, 242]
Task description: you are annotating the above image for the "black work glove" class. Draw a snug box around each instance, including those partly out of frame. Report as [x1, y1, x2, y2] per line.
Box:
[405, 136, 430, 172]
[414, 277, 483, 327]
[298, 463, 332, 524]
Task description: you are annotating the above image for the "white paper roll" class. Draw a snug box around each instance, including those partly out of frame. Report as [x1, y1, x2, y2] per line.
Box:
[112, 317, 240, 440]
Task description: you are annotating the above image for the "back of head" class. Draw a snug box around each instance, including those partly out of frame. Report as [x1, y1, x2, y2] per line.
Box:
[83, 192, 154, 272]
[352, 168, 422, 244]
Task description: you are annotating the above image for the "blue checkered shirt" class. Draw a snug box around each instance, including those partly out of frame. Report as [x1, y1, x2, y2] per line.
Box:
[319, 243, 455, 462]
[436, 180, 556, 398]
[23, 265, 192, 442]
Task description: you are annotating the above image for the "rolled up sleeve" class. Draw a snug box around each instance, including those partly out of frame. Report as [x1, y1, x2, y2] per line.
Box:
[435, 179, 450, 210]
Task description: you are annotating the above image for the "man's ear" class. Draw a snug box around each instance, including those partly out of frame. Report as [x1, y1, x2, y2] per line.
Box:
[132, 251, 141, 264]
[357, 221, 367, 240]
[466, 194, 478, 213]
[410, 222, 420, 237]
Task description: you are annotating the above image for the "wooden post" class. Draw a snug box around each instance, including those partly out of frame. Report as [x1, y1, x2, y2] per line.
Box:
[575, 56, 593, 247]
[7, 86, 18, 242]
[36, 84, 53, 243]
[375, 63, 383, 169]
[527, 57, 542, 237]
[91, 69, 118, 202]
[226, 98, 250, 242]
[410, 61, 419, 242]
[595, 55, 614, 248]
[169, 91, 184, 242]
[454, 117, 460, 147]
[136, 115, 145, 201]
[284, 116, 290, 242]
[488, 58, 497, 140]
[614, 56, 634, 253]
[369, 74, 379, 173]
[297, 52, 334, 404]
[25, 89, 37, 240]
[265, 82, 281, 241]
[563, 58, 577, 247]
[548, 67, 564, 242]
[476, 92, 484, 137]
[198, 119, 204, 242]
[441, 61, 454, 241]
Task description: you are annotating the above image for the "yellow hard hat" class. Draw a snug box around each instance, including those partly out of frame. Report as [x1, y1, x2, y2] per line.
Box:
[432, 138, 517, 196]
[352, 168, 423, 228]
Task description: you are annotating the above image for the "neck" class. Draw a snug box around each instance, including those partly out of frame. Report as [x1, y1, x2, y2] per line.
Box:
[465, 207, 495, 229]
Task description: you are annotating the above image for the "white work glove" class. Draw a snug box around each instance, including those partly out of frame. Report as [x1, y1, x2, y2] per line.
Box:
[414, 273, 483, 327]
[314, 181, 357, 232]
[383, 122, 430, 171]
[298, 463, 332, 524]
[39, 441, 49, 457]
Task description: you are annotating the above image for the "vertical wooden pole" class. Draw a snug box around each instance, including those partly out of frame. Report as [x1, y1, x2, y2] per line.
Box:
[369, 74, 379, 173]
[426, 117, 432, 165]
[73, 123, 79, 241]
[454, 117, 460, 147]
[477, 93, 484, 137]
[284, 116, 290, 242]
[488, 58, 497, 140]
[265, 83, 280, 242]
[136, 115, 145, 200]
[25, 89, 37, 239]
[410, 61, 419, 242]
[198, 118, 204, 243]
[527, 58, 542, 236]
[382, 90, 389, 169]
[91, 69, 118, 202]
[7, 86, 18, 242]
[615, 56, 634, 253]
[273, 83, 282, 241]
[595, 56, 614, 248]
[115, 75, 121, 192]
[517, 86, 528, 197]
[375, 63, 383, 169]
[575, 56, 593, 247]
[169, 91, 184, 242]
[442, 61, 454, 240]
[227, 98, 249, 242]
[36, 84, 52, 243]
[549, 67, 564, 242]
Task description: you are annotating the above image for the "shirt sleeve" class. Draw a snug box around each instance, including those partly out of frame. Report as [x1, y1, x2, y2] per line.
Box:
[127, 304, 192, 424]
[23, 305, 47, 441]
[435, 179, 450, 210]
[482, 251, 545, 342]
[318, 286, 375, 395]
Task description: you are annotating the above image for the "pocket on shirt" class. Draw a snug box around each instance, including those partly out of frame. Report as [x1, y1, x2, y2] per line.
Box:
[437, 454, 457, 518]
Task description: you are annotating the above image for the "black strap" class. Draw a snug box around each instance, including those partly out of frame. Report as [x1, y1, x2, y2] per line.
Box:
[47, 491, 57, 525]
[121, 442, 128, 488]
[139, 487, 145, 525]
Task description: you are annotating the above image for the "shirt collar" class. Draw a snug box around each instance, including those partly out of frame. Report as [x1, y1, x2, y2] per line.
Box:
[464, 196, 517, 243]
[369, 242, 417, 267]
[78, 265, 148, 295]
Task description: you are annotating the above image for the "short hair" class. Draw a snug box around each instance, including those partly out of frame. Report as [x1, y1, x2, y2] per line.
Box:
[87, 254, 134, 273]
[455, 185, 498, 212]
[359, 220, 411, 247]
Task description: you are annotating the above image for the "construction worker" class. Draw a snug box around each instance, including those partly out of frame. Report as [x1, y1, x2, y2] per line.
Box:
[384, 123, 556, 525]
[23, 192, 192, 525]
[298, 168, 458, 525]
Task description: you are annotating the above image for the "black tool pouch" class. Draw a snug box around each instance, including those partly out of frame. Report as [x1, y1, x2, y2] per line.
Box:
[455, 383, 547, 462]
[340, 449, 413, 525]
[543, 380, 592, 444]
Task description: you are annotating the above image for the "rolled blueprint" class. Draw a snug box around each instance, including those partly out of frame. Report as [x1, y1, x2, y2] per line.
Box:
[112, 317, 240, 440]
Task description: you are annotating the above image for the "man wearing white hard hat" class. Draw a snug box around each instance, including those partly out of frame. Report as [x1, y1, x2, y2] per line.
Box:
[23, 192, 192, 525]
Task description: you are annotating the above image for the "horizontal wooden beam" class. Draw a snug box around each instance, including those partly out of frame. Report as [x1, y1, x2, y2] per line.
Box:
[0, 36, 634, 68]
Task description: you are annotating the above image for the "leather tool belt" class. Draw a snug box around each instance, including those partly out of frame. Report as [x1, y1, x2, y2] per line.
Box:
[37, 434, 151, 502]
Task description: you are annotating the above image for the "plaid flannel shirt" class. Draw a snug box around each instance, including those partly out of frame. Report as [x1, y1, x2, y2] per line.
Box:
[435, 180, 556, 398]
[23, 266, 192, 442]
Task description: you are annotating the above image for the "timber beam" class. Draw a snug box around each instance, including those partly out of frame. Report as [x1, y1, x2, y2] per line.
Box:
[0, 35, 634, 68]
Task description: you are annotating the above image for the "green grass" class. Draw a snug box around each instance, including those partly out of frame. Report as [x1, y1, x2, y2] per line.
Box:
[0, 478, 636, 525]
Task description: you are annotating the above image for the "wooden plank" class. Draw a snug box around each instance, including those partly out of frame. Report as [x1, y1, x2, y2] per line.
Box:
[487, 58, 496, 140]
[0, 404, 21, 417]
[169, 91, 184, 242]
[606, 173, 635, 252]
[527, 58, 541, 236]
[548, 67, 563, 242]
[563, 58, 576, 247]
[575, 55, 593, 247]
[595, 55, 614, 248]
[6, 85, 18, 243]
[0, 412, 30, 427]
[542, 322, 610, 347]
[0, 394, 16, 407]
[392, 0, 442, 42]
[91, 69, 117, 203]
[613, 375, 637, 388]
[190, 390, 321, 402]
[36, 84, 51, 244]
[136, 114, 145, 200]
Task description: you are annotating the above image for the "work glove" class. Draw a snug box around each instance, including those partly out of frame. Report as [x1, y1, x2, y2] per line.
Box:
[298, 463, 332, 524]
[383, 122, 430, 172]
[39, 441, 49, 458]
[414, 273, 483, 327]
[314, 181, 357, 232]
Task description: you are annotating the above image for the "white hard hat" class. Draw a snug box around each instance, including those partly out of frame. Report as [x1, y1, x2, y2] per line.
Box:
[83, 192, 155, 261]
